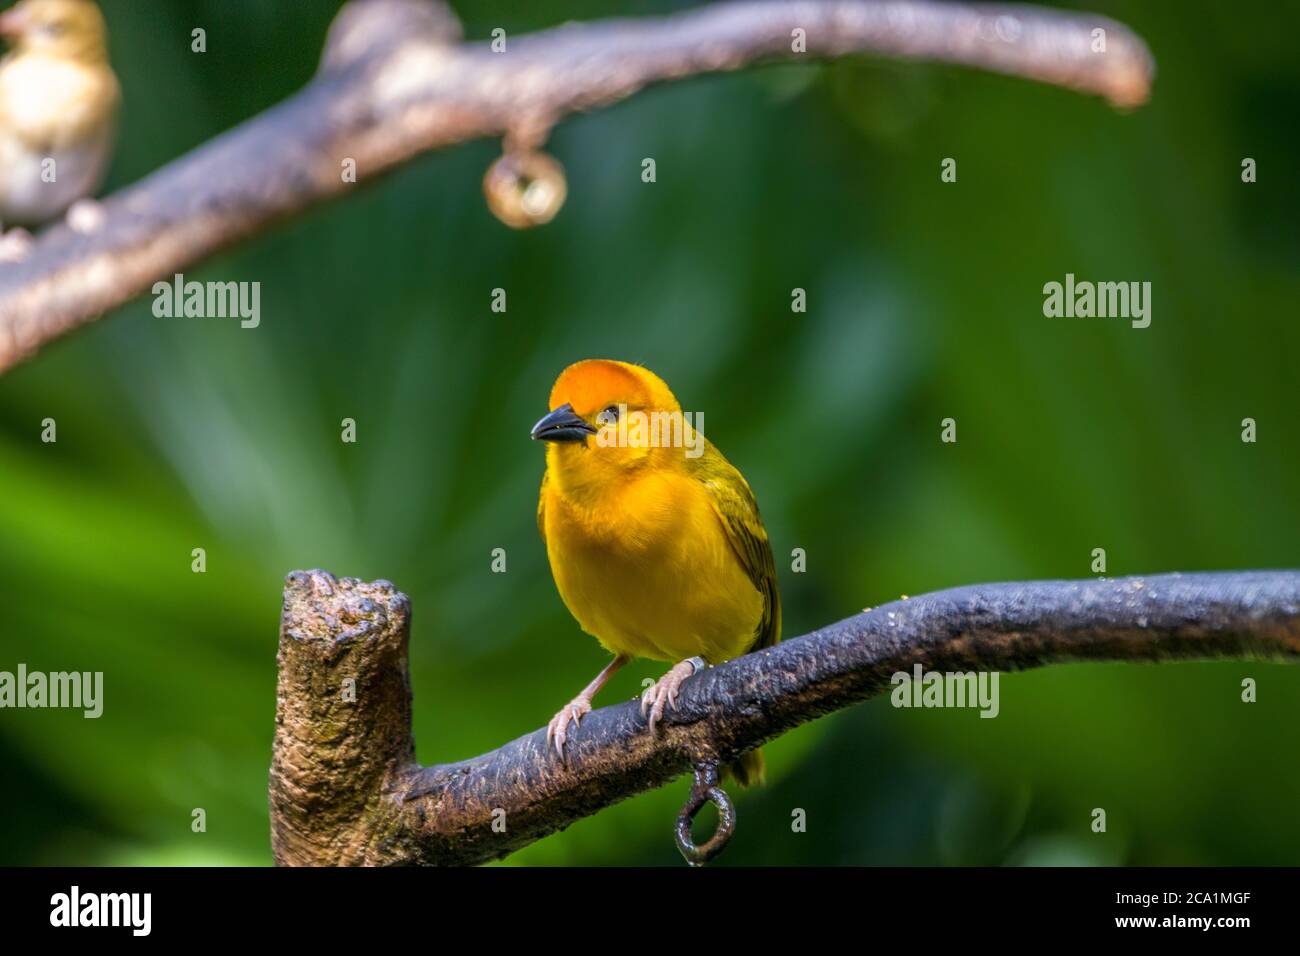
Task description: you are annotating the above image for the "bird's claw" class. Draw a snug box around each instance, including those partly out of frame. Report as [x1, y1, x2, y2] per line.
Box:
[641, 657, 704, 733]
[0, 228, 33, 263]
[546, 695, 592, 762]
[66, 198, 107, 235]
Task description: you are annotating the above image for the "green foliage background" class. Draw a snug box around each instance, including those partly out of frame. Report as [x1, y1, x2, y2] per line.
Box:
[1, 0, 1296, 866]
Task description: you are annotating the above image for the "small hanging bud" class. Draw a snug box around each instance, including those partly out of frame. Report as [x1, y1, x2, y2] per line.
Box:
[483, 150, 567, 228]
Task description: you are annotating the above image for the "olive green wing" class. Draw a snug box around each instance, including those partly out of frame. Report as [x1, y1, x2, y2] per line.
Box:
[692, 442, 781, 652]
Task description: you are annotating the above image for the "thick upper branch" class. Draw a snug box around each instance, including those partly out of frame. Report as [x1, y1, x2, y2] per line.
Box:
[0, 0, 1153, 373]
[270, 569, 1299, 866]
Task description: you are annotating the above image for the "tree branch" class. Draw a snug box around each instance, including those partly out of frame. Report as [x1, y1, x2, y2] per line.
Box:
[269, 568, 1300, 866]
[0, 0, 1154, 373]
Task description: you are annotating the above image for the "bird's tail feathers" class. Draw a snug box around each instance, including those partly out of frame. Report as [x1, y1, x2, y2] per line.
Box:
[723, 747, 765, 787]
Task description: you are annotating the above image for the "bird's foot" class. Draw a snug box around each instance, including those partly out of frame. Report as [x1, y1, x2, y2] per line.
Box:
[546, 694, 593, 762]
[641, 656, 706, 733]
[0, 228, 33, 263]
[66, 199, 107, 235]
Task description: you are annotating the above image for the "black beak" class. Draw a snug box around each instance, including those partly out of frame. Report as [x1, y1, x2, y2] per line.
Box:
[531, 403, 597, 443]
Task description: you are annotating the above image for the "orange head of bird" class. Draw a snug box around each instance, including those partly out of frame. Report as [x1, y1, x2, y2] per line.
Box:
[532, 359, 695, 481]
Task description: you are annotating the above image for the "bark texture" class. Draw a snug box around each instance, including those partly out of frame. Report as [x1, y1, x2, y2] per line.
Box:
[270, 568, 1300, 866]
[0, 0, 1154, 373]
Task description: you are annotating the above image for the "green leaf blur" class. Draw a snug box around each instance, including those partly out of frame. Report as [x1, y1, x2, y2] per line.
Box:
[1, 0, 1296, 866]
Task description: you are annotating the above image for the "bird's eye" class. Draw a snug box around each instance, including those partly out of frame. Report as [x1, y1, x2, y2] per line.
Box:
[596, 405, 620, 426]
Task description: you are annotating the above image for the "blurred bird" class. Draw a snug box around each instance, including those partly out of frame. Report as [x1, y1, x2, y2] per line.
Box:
[533, 359, 780, 786]
[0, 0, 118, 260]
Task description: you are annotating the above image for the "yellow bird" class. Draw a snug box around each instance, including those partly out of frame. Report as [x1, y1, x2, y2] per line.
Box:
[532, 359, 780, 785]
[0, 0, 118, 258]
